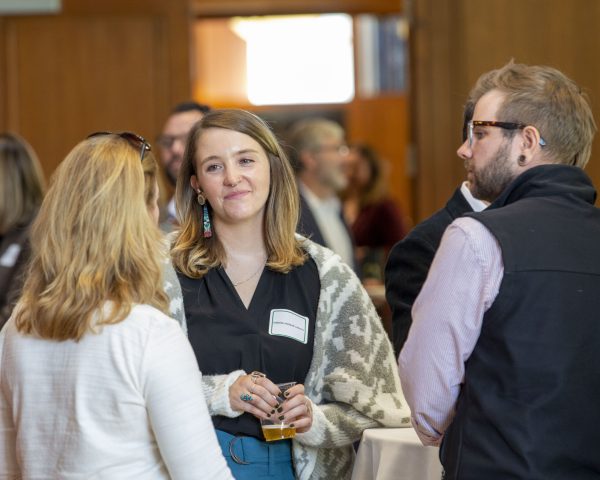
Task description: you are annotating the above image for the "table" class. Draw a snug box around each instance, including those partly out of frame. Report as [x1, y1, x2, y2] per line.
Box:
[351, 428, 443, 480]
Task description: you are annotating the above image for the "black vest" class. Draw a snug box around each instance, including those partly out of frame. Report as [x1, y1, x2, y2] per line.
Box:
[441, 165, 600, 480]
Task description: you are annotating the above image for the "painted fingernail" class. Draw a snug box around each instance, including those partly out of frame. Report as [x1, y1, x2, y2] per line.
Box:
[267, 413, 271, 418]
[274, 403, 280, 409]
[278, 415, 285, 421]
[270, 409, 276, 415]
[284, 390, 290, 398]
[277, 407, 283, 413]
[290, 423, 295, 428]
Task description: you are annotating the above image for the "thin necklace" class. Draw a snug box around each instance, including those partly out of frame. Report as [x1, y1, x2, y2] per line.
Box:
[229, 258, 267, 287]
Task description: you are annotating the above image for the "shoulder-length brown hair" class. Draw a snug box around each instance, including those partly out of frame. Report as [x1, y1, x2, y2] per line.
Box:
[15, 134, 169, 341]
[172, 109, 306, 278]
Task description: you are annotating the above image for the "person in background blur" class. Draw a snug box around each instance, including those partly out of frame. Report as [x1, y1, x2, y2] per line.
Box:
[343, 143, 406, 282]
[384, 103, 487, 355]
[0, 133, 45, 330]
[157, 101, 211, 230]
[286, 117, 356, 271]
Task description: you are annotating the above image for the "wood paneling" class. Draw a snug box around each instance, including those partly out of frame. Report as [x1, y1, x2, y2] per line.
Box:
[0, 0, 192, 179]
[192, 0, 403, 17]
[346, 95, 411, 224]
[412, 0, 600, 219]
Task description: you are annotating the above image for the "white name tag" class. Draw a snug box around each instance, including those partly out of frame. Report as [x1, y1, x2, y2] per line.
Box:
[269, 309, 308, 344]
[0, 244, 22, 268]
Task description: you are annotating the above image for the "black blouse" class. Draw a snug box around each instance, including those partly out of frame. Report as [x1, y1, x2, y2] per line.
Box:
[178, 257, 320, 439]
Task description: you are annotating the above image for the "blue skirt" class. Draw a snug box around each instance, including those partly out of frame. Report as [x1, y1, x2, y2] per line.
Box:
[216, 429, 295, 479]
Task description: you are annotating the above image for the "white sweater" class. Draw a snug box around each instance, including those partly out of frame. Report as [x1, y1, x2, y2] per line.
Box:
[0, 304, 232, 480]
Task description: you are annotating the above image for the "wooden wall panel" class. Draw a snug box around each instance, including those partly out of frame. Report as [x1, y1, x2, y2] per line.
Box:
[412, 0, 600, 220]
[192, 0, 403, 16]
[0, 0, 192, 180]
[346, 95, 411, 224]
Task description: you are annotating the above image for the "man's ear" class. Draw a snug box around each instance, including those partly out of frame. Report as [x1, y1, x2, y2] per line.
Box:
[300, 150, 317, 172]
[522, 125, 543, 153]
[518, 125, 545, 167]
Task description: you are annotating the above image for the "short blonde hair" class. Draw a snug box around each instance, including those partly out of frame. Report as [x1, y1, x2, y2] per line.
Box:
[469, 61, 596, 168]
[0, 133, 45, 234]
[172, 109, 306, 277]
[15, 134, 168, 341]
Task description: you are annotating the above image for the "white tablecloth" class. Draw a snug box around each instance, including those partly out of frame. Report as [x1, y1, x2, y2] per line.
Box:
[351, 428, 443, 480]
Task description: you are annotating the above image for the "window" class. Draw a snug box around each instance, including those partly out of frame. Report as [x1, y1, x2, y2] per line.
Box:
[229, 14, 355, 105]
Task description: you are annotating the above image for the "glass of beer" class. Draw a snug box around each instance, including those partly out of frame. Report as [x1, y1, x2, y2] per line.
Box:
[261, 381, 297, 442]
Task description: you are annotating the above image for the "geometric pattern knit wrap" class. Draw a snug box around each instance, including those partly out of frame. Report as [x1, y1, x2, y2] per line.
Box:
[201, 236, 411, 479]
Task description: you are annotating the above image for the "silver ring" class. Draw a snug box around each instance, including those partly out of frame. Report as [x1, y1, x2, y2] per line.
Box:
[250, 371, 266, 384]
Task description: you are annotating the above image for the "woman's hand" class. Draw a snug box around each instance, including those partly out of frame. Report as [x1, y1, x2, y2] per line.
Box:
[279, 383, 313, 433]
[229, 372, 280, 420]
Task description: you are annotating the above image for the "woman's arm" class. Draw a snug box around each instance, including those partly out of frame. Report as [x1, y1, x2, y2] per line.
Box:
[297, 243, 411, 448]
[142, 319, 233, 480]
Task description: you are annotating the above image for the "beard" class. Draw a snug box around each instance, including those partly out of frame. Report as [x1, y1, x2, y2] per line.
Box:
[318, 163, 348, 193]
[468, 141, 517, 203]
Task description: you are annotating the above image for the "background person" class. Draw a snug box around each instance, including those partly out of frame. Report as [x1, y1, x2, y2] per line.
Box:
[399, 62, 600, 479]
[172, 109, 409, 480]
[157, 101, 211, 230]
[286, 117, 356, 271]
[0, 133, 45, 331]
[384, 104, 487, 355]
[343, 143, 406, 282]
[0, 132, 232, 479]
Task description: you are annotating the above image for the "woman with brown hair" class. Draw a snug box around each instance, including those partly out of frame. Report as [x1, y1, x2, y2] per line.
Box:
[172, 109, 409, 480]
[0, 133, 45, 329]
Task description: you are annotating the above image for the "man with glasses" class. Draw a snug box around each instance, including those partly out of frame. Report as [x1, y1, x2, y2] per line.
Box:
[287, 117, 356, 271]
[399, 62, 599, 479]
[385, 103, 487, 356]
[157, 101, 211, 230]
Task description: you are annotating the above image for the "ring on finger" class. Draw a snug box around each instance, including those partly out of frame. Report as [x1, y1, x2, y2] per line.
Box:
[250, 371, 266, 384]
[240, 393, 253, 402]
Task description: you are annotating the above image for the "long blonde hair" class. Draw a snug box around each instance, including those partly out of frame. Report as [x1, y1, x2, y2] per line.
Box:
[0, 133, 45, 234]
[15, 134, 169, 341]
[172, 109, 306, 277]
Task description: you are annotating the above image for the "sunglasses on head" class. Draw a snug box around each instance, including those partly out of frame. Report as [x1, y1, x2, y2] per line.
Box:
[87, 131, 151, 161]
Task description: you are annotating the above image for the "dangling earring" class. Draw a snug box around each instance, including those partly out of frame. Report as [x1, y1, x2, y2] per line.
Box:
[196, 190, 212, 238]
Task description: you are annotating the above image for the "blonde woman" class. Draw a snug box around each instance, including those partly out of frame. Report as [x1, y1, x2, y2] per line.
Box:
[0, 133, 45, 330]
[0, 133, 232, 479]
[172, 109, 410, 479]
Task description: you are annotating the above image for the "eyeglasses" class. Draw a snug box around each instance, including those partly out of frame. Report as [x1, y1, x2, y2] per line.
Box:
[87, 131, 151, 161]
[315, 144, 350, 156]
[156, 132, 189, 150]
[468, 120, 547, 148]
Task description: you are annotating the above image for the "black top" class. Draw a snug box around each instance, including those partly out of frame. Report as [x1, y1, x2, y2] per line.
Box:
[384, 187, 473, 355]
[179, 256, 320, 439]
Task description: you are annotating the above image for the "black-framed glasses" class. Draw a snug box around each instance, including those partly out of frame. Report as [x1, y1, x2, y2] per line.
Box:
[156, 132, 189, 150]
[468, 120, 547, 148]
[87, 131, 151, 161]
